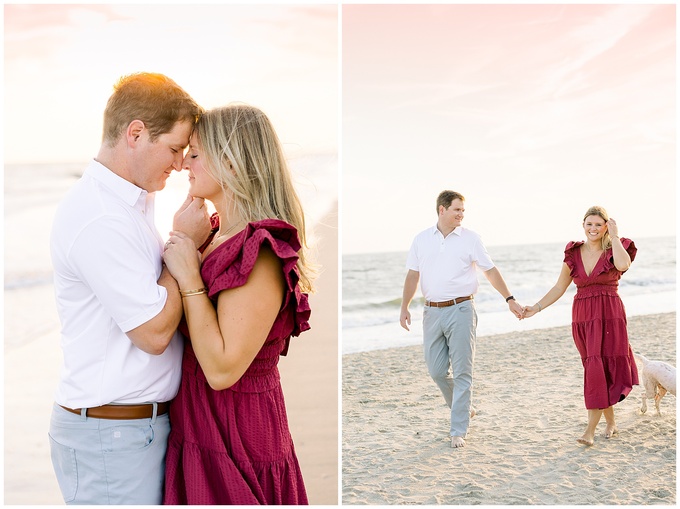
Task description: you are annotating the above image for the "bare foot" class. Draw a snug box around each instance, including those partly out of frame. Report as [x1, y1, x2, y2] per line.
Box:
[604, 425, 618, 439]
[577, 434, 594, 446]
[451, 436, 466, 448]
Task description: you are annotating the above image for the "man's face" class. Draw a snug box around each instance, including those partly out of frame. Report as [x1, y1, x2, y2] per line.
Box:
[439, 198, 465, 229]
[131, 120, 194, 193]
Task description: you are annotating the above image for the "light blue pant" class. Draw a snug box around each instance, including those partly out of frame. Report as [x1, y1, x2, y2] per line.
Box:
[48, 402, 170, 505]
[422, 300, 477, 437]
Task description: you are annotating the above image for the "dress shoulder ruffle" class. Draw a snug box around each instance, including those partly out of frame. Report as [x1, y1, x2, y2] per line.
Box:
[563, 241, 583, 279]
[563, 238, 636, 279]
[201, 218, 311, 339]
[600, 237, 636, 275]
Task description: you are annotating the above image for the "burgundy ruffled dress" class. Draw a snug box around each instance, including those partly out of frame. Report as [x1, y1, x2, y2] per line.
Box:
[163, 219, 311, 505]
[564, 238, 638, 410]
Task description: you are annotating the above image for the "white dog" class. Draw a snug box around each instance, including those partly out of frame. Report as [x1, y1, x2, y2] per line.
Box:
[635, 354, 676, 415]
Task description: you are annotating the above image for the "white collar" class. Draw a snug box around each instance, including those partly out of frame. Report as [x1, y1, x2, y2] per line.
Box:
[432, 224, 462, 238]
[84, 159, 147, 208]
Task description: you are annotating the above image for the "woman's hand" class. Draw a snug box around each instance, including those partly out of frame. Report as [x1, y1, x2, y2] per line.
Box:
[607, 218, 631, 270]
[522, 305, 539, 319]
[173, 194, 212, 248]
[162, 231, 203, 289]
[607, 218, 619, 239]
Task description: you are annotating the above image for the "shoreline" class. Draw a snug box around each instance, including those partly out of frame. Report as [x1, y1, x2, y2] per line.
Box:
[342, 303, 677, 356]
[342, 312, 676, 505]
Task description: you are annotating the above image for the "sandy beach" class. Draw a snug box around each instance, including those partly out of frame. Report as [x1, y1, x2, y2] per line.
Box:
[3, 206, 338, 505]
[342, 312, 676, 505]
[279, 205, 339, 505]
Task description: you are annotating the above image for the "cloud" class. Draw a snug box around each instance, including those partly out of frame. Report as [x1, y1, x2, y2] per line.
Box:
[542, 4, 657, 98]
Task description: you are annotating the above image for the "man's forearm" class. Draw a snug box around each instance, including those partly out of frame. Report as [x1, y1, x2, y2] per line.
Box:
[126, 265, 183, 355]
[484, 267, 513, 300]
[158, 264, 183, 323]
[401, 270, 419, 309]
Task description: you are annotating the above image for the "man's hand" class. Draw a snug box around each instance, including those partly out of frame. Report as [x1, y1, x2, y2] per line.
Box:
[173, 194, 211, 248]
[400, 308, 412, 331]
[400, 270, 419, 332]
[508, 299, 524, 319]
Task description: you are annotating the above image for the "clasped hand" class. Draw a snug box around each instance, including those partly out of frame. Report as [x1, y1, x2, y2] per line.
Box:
[163, 231, 202, 288]
[520, 304, 539, 319]
[509, 300, 542, 320]
[164, 194, 210, 288]
[508, 299, 525, 320]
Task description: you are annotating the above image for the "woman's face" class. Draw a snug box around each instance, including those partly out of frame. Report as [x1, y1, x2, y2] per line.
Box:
[583, 214, 608, 242]
[182, 132, 222, 201]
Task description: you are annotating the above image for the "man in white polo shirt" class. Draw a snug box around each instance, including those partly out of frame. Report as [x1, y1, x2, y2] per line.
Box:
[400, 190, 524, 448]
[49, 73, 210, 504]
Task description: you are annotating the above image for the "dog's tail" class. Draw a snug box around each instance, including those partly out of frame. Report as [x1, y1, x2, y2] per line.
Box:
[634, 353, 649, 366]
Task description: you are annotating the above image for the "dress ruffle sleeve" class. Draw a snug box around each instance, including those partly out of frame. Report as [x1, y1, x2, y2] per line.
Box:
[200, 219, 311, 342]
[600, 237, 636, 274]
[563, 241, 584, 279]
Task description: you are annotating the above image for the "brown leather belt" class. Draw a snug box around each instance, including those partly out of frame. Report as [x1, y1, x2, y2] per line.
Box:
[59, 402, 170, 420]
[425, 295, 473, 308]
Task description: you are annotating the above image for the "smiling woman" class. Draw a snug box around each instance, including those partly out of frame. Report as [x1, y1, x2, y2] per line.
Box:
[522, 205, 639, 447]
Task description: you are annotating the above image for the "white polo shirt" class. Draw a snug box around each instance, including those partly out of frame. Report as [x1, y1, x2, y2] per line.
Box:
[50, 160, 183, 408]
[406, 225, 495, 302]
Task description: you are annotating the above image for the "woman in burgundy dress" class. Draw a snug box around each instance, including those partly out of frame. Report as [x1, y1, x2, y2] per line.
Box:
[523, 206, 638, 446]
[161, 104, 314, 504]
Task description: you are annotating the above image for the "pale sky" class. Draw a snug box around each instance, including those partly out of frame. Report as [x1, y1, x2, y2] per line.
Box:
[343, 4, 676, 254]
[4, 4, 338, 164]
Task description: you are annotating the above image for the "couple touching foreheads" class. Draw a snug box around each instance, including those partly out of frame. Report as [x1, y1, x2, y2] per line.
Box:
[400, 190, 637, 449]
[49, 73, 312, 504]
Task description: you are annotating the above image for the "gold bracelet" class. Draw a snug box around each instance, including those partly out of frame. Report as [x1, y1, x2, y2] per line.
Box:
[180, 287, 208, 297]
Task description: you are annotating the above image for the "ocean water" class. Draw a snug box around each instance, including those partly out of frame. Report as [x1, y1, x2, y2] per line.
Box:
[3, 153, 337, 350]
[342, 237, 676, 354]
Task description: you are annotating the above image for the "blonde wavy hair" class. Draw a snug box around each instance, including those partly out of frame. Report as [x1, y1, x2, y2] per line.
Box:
[195, 104, 315, 292]
[583, 205, 612, 251]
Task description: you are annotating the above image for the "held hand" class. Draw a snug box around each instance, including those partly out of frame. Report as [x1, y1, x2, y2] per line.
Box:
[508, 299, 524, 320]
[173, 194, 212, 248]
[400, 308, 412, 331]
[522, 305, 539, 319]
[162, 231, 202, 288]
[606, 218, 619, 239]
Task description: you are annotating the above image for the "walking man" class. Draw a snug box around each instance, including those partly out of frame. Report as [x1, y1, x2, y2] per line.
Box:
[400, 190, 523, 448]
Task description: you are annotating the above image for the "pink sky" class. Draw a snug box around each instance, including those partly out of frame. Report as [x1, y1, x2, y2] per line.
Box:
[4, 4, 338, 164]
[343, 4, 675, 252]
